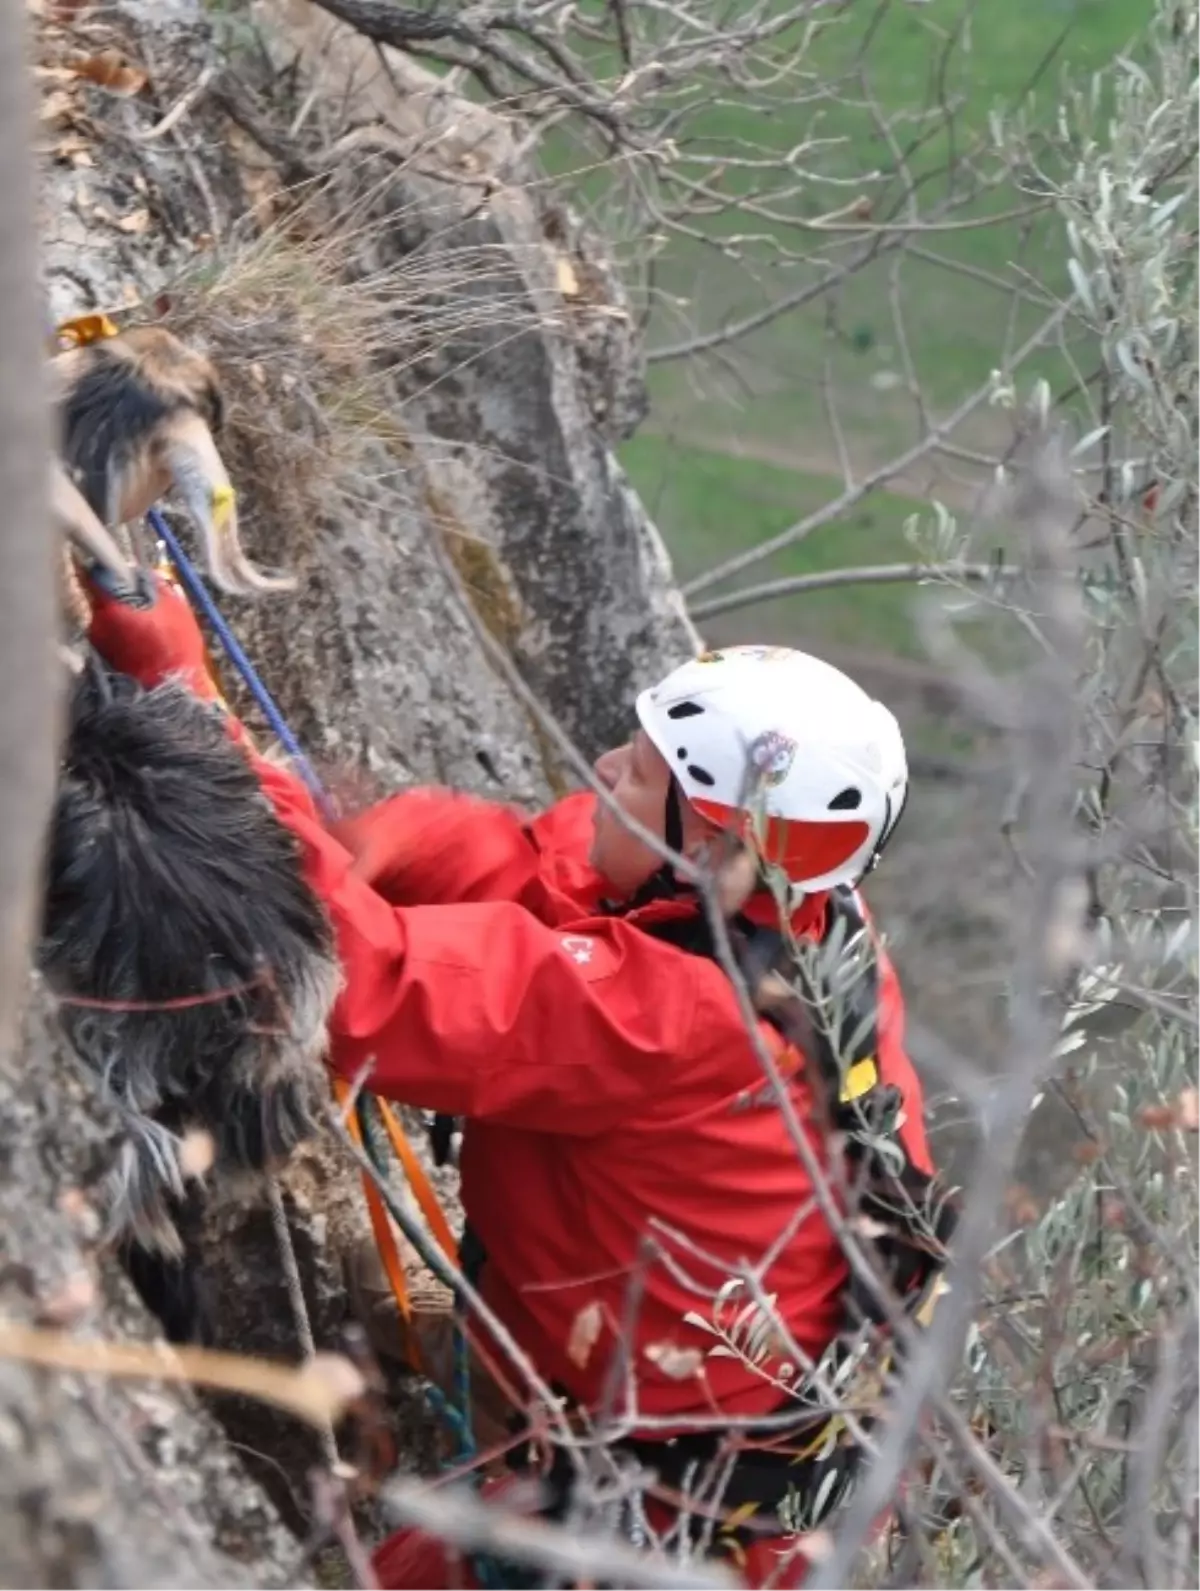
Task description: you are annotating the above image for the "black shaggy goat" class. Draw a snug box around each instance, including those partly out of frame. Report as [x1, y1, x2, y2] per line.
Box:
[39, 654, 340, 1264]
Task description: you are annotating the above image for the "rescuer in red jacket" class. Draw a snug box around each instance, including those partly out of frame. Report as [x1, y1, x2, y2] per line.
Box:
[85, 573, 941, 1589]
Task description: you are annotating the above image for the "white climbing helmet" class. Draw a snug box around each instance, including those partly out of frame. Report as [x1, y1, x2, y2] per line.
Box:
[636, 644, 909, 891]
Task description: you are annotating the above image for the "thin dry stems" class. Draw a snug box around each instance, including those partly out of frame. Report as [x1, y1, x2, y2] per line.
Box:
[0, 1320, 365, 1430]
[808, 435, 1092, 1588]
[381, 1472, 737, 1591]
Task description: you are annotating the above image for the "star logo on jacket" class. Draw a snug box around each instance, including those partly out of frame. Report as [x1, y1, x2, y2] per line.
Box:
[560, 935, 595, 965]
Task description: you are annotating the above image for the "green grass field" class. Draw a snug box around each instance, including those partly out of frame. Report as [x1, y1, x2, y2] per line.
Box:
[623, 434, 940, 656]
[598, 0, 1149, 628]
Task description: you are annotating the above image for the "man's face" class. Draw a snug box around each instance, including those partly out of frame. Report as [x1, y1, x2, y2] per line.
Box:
[589, 728, 711, 898]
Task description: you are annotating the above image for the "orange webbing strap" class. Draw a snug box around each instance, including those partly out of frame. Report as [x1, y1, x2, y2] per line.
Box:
[375, 1095, 460, 1266]
[334, 1076, 421, 1371]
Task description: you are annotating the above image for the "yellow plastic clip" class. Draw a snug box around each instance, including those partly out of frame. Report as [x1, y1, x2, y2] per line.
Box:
[840, 1056, 878, 1104]
[914, 1272, 950, 1330]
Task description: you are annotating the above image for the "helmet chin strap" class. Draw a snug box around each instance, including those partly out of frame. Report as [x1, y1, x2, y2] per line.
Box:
[615, 777, 685, 912]
[663, 774, 684, 858]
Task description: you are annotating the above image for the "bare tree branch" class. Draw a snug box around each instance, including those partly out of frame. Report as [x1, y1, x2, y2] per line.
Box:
[809, 438, 1089, 1588]
[683, 301, 1069, 597]
[689, 561, 1004, 622]
[382, 1475, 738, 1590]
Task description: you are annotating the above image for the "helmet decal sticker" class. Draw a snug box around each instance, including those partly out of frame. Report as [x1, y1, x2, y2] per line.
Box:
[749, 729, 798, 788]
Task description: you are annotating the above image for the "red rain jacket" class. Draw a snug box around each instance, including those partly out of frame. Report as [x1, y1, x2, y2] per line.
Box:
[249, 754, 934, 1428]
[83, 570, 932, 1428]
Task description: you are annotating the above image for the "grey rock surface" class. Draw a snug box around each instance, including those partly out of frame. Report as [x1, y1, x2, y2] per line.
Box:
[0, 987, 306, 1588]
[23, 0, 695, 1576]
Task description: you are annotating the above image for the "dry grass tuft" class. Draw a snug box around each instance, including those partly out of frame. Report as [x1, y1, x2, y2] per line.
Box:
[156, 176, 561, 579]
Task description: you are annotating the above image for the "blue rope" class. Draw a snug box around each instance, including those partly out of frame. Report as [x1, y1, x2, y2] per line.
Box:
[145, 507, 330, 815]
[145, 508, 483, 1482]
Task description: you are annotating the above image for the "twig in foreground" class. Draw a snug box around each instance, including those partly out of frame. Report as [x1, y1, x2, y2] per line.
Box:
[0, 1321, 364, 1429]
[382, 1475, 737, 1591]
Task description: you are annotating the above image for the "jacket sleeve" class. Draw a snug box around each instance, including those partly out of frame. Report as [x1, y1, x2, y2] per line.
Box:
[250, 749, 748, 1134]
[330, 787, 540, 907]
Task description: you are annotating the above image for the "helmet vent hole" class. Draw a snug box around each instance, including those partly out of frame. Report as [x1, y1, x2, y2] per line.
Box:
[828, 787, 862, 811]
[667, 702, 704, 720]
[687, 764, 716, 787]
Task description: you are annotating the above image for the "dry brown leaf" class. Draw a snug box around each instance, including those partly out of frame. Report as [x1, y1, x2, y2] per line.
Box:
[114, 207, 150, 235]
[296, 1352, 368, 1411]
[555, 256, 581, 298]
[566, 1301, 603, 1369]
[722, 1501, 760, 1534]
[53, 132, 92, 161]
[1178, 1088, 1198, 1132]
[37, 1271, 97, 1327]
[643, 1340, 703, 1379]
[799, 1529, 834, 1565]
[178, 1128, 215, 1177]
[849, 1214, 892, 1241]
[39, 89, 77, 125]
[57, 1187, 91, 1223]
[69, 49, 149, 97]
[1139, 1103, 1176, 1130]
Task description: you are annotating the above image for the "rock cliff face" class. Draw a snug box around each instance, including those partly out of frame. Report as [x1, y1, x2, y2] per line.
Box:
[16, 0, 695, 1578]
[0, 989, 308, 1588]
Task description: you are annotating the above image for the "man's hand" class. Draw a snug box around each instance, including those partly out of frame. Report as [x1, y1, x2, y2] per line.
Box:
[331, 788, 536, 907]
[83, 565, 218, 701]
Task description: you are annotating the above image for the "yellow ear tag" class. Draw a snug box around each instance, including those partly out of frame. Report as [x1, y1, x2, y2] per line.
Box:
[55, 313, 120, 351]
[210, 483, 237, 535]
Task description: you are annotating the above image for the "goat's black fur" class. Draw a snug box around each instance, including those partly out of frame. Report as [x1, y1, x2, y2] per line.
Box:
[60, 351, 173, 524]
[58, 341, 223, 525]
[39, 655, 340, 1258]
